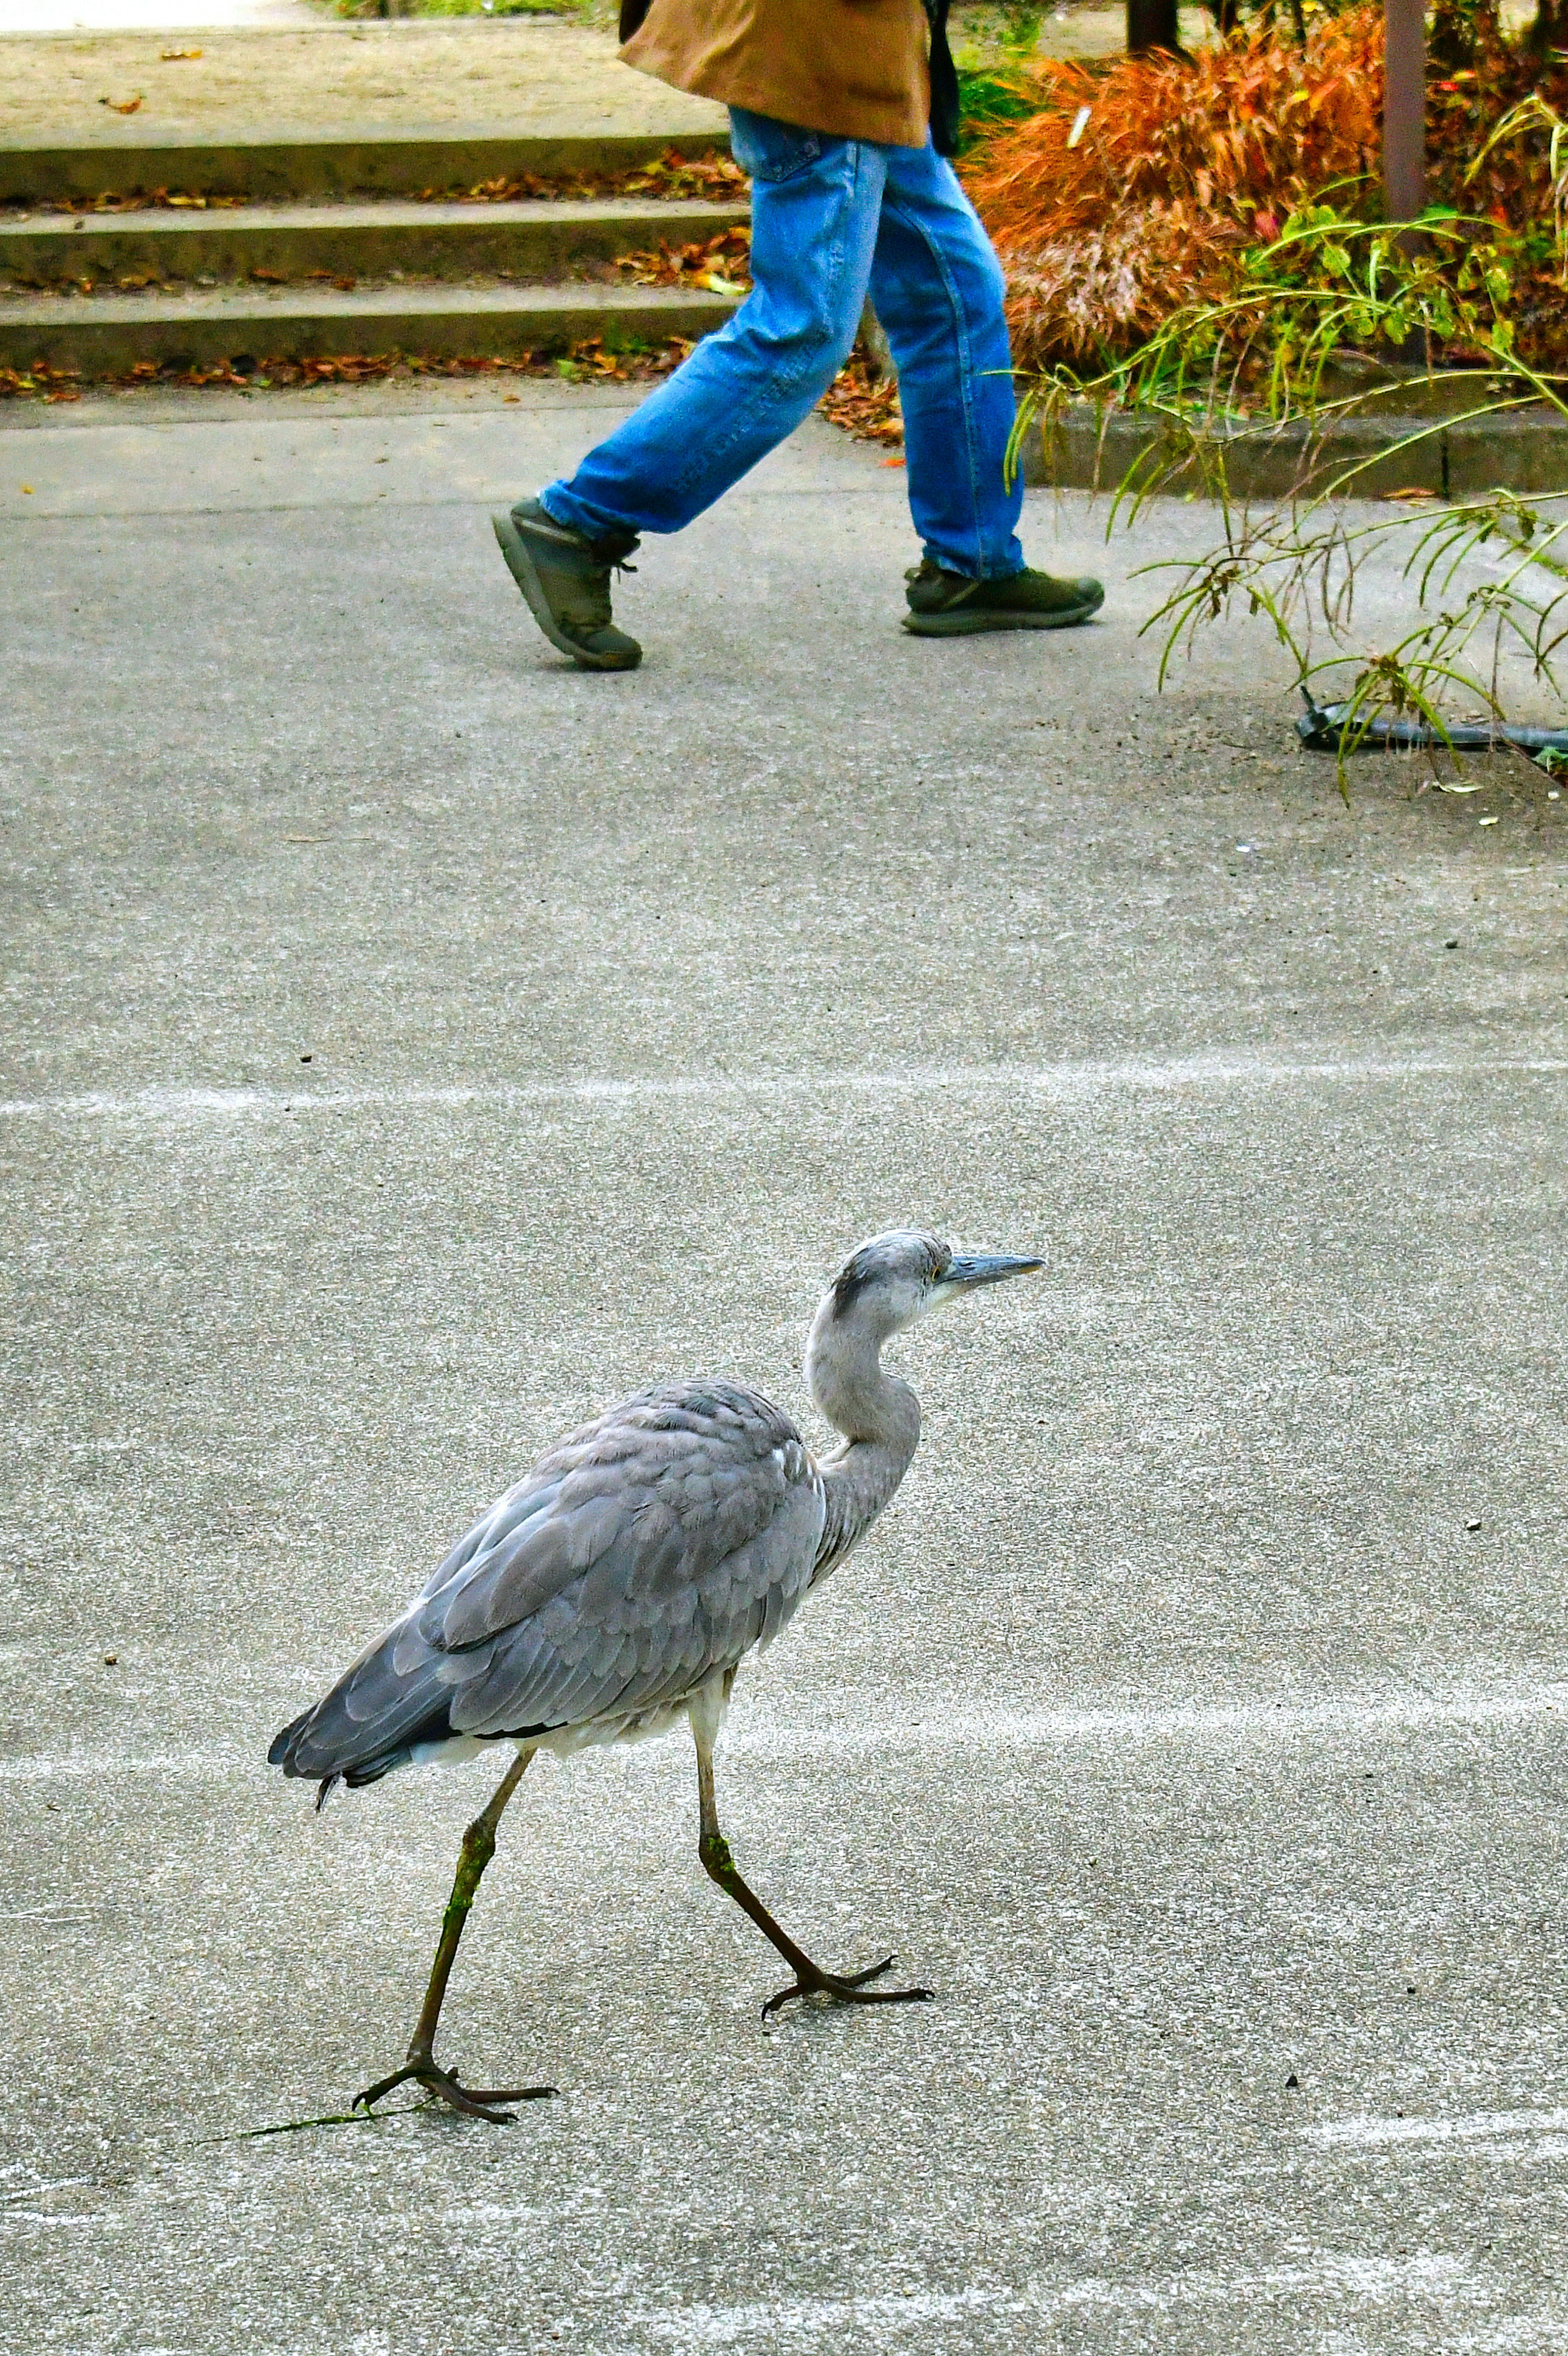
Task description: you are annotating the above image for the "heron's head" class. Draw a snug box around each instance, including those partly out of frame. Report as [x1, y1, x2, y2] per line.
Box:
[806, 1229, 1044, 1442]
[821, 1229, 1046, 1342]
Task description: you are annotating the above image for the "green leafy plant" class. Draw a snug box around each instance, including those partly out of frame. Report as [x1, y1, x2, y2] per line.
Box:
[1011, 179, 1568, 787]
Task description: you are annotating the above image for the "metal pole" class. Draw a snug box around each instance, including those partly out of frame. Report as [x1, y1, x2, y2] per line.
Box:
[1127, 0, 1181, 52]
[1383, 0, 1426, 228]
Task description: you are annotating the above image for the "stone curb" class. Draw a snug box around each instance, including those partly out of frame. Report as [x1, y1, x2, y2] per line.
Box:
[0, 280, 739, 376]
[0, 125, 731, 205]
[1022, 400, 1568, 500]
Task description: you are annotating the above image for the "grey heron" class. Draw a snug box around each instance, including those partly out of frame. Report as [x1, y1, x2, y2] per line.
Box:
[270, 1229, 1042, 2122]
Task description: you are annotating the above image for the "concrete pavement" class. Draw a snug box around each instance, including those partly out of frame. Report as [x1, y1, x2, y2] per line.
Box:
[2, 378, 1566, 2355]
[3, 4, 310, 29]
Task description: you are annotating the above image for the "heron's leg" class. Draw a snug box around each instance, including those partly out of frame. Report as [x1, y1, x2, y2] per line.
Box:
[354, 1745, 555, 2124]
[690, 1703, 933, 2019]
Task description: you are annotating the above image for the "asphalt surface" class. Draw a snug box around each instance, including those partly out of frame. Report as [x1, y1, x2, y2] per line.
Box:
[3, 377, 1566, 2356]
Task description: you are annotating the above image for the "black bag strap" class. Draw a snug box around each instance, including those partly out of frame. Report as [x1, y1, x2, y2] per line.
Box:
[922, 0, 960, 156]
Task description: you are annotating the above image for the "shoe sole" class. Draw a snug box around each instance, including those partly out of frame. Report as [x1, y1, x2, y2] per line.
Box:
[902, 595, 1104, 636]
[492, 510, 641, 673]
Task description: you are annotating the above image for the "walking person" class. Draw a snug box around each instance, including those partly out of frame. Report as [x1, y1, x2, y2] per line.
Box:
[493, 0, 1104, 670]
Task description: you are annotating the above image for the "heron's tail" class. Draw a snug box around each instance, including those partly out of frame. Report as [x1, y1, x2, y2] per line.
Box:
[268, 1615, 459, 1797]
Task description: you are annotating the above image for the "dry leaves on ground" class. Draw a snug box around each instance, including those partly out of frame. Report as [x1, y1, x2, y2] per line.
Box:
[25, 190, 245, 215]
[616, 225, 751, 294]
[0, 339, 702, 403]
[415, 149, 751, 207]
[5, 151, 748, 222]
[0, 364, 82, 401]
[818, 344, 903, 444]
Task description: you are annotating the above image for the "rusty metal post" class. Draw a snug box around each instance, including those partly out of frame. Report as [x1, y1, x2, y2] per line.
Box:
[1383, 0, 1427, 229]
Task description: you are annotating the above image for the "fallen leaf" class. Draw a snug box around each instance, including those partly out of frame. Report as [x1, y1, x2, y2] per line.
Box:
[251, 267, 287, 283]
[1381, 486, 1438, 502]
[880, 455, 905, 467]
[333, 276, 357, 292]
[99, 94, 144, 114]
[503, 393, 520, 403]
[20, 485, 33, 494]
[159, 46, 202, 58]
[1478, 814, 1500, 825]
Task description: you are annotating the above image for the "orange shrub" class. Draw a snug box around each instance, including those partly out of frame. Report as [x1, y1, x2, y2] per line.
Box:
[962, 10, 1385, 365]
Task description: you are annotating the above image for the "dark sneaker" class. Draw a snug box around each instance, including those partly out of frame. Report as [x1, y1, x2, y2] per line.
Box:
[902, 557, 1104, 635]
[493, 496, 643, 671]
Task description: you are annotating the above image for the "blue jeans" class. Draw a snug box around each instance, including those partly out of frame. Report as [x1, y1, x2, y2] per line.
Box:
[540, 107, 1025, 582]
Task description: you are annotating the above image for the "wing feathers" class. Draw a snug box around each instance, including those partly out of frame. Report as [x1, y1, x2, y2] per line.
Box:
[272, 1382, 826, 1785]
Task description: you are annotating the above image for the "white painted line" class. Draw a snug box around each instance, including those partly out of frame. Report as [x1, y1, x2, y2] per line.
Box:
[2, 1052, 1565, 1125]
[627, 2253, 1480, 2342]
[1307, 2107, 1568, 2149]
[739, 1686, 1568, 1760]
[2, 1683, 1564, 1782]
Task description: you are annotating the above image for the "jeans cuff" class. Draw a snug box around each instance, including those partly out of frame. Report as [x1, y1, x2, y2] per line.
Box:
[922, 544, 1027, 583]
[539, 479, 640, 548]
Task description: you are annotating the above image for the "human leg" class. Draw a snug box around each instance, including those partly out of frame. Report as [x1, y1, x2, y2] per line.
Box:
[871, 143, 1103, 629]
[869, 140, 1024, 581]
[539, 113, 885, 544]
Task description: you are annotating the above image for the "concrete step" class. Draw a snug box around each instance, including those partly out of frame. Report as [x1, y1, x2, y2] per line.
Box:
[0, 126, 731, 205]
[0, 194, 748, 289]
[0, 278, 740, 375]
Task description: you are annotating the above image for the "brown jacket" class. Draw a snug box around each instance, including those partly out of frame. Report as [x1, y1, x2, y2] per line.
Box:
[621, 0, 933, 152]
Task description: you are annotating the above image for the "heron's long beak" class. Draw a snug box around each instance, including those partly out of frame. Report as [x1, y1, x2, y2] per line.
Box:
[936, 1252, 1046, 1297]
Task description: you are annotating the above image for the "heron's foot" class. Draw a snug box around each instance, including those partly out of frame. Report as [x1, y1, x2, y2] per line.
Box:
[352, 2056, 557, 2126]
[761, 1955, 935, 2021]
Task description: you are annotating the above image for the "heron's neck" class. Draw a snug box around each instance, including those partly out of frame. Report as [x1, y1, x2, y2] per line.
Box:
[805, 1305, 920, 1568]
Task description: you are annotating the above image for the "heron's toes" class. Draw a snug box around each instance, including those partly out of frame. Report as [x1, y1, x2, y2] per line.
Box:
[761, 1958, 935, 2019]
[353, 2059, 554, 2126]
[353, 2061, 424, 2113]
[838, 1957, 898, 1990]
[419, 2070, 523, 2126]
[454, 2083, 558, 2108]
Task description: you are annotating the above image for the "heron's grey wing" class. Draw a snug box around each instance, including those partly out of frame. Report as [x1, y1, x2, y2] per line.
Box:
[439, 1453, 824, 1739]
[430, 1385, 825, 1738]
[270, 1382, 824, 1783]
